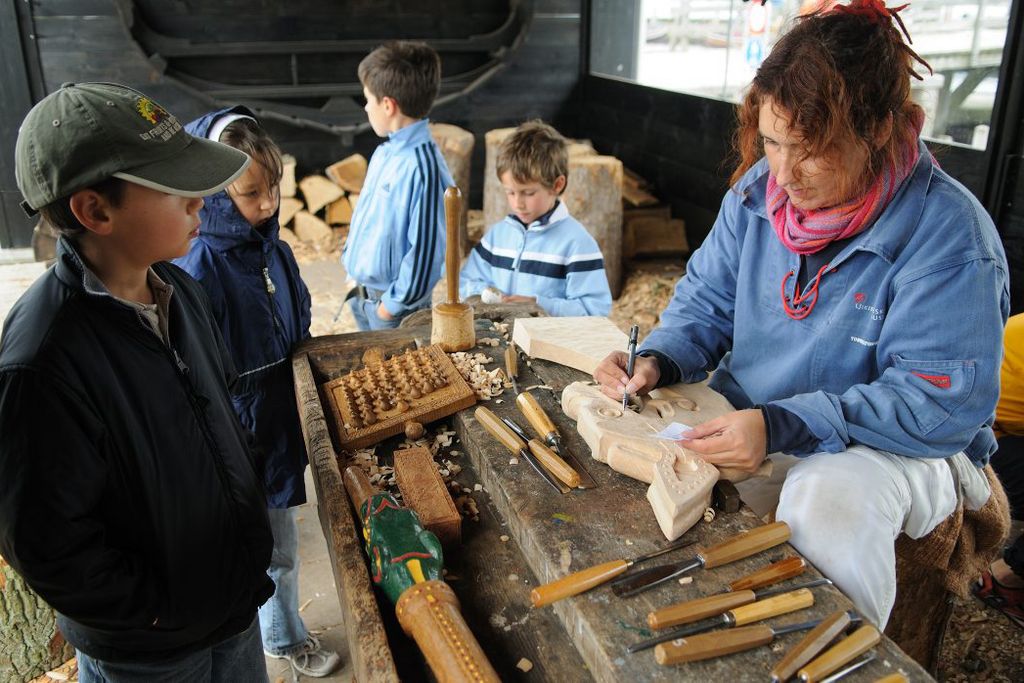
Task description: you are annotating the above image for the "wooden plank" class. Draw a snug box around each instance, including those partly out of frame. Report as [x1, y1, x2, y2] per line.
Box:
[291, 352, 399, 682]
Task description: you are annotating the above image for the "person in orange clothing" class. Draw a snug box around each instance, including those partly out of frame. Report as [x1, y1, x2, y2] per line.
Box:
[976, 313, 1024, 627]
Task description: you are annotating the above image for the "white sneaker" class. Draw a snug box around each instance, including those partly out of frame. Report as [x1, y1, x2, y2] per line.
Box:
[265, 633, 341, 678]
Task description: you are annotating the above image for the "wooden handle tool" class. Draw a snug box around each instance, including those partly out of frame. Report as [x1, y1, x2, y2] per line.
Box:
[475, 407, 567, 493]
[530, 536, 696, 608]
[728, 557, 806, 592]
[771, 610, 853, 683]
[443, 187, 461, 305]
[517, 391, 559, 445]
[527, 440, 581, 488]
[797, 624, 881, 682]
[613, 521, 792, 598]
[872, 674, 909, 683]
[654, 616, 824, 665]
[630, 587, 815, 653]
[504, 345, 519, 394]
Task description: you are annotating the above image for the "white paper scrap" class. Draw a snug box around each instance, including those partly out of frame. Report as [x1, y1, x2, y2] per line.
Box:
[655, 422, 694, 440]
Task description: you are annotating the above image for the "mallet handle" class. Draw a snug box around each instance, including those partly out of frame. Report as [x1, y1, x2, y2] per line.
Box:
[444, 187, 462, 305]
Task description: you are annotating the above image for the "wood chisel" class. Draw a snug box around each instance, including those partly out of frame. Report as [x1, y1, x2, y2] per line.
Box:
[629, 584, 822, 652]
[504, 344, 519, 395]
[474, 407, 569, 494]
[500, 416, 581, 489]
[611, 521, 791, 598]
[797, 624, 881, 682]
[530, 536, 697, 607]
[819, 652, 877, 683]
[654, 616, 829, 665]
[645, 556, 808, 632]
[871, 674, 909, 683]
[771, 609, 855, 683]
[515, 390, 598, 488]
[646, 577, 830, 632]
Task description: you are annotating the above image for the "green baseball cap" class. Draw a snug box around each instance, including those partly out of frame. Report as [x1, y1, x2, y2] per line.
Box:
[15, 82, 250, 215]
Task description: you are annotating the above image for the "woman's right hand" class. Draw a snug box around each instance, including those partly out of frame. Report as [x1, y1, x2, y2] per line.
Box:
[593, 351, 661, 402]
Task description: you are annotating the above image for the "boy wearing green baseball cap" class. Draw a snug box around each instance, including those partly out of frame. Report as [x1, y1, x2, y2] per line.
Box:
[0, 83, 276, 682]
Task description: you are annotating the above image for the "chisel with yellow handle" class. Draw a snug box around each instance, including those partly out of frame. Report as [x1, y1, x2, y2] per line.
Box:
[515, 390, 598, 488]
[630, 586, 817, 653]
[648, 557, 808, 631]
[612, 521, 792, 598]
[770, 609, 855, 682]
[500, 415, 581, 489]
[797, 624, 881, 682]
[530, 536, 697, 607]
[654, 615, 827, 665]
[474, 406, 568, 494]
[504, 345, 519, 394]
[647, 577, 829, 631]
[872, 674, 909, 683]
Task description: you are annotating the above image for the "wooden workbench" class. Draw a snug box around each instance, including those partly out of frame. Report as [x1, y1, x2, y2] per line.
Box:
[293, 313, 933, 682]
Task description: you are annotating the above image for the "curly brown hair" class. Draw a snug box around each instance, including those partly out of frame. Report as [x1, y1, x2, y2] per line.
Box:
[730, 1, 931, 199]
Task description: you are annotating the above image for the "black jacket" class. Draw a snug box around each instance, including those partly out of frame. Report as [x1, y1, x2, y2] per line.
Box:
[0, 238, 274, 662]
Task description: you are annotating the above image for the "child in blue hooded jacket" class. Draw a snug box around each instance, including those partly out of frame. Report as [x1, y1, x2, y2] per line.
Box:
[174, 107, 340, 678]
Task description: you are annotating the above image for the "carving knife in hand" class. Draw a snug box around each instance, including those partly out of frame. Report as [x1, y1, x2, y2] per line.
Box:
[611, 521, 791, 598]
[474, 407, 569, 494]
[515, 390, 597, 489]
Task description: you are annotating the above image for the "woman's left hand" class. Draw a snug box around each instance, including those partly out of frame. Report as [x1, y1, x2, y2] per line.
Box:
[679, 409, 767, 473]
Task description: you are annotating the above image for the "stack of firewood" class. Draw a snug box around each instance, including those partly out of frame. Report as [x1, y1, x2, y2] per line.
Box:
[621, 168, 689, 261]
[278, 153, 366, 259]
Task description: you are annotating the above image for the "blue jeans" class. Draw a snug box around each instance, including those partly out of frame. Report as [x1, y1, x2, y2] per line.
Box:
[77, 617, 267, 683]
[258, 507, 308, 655]
[349, 297, 402, 331]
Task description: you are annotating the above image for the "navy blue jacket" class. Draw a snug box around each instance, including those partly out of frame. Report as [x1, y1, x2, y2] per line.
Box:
[175, 107, 313, 508]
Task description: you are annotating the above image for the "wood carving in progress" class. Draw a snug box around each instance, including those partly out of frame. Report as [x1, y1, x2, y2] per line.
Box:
[512, 316, 627, 375]
[562, 380, 750, 540]
[323, 345, 476, 450]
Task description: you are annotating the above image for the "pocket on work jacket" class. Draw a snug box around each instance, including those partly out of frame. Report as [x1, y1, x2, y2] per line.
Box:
[889, 355, 976, 433]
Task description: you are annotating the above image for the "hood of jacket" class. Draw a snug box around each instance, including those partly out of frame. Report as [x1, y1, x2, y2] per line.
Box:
[185, 106, 282, 251]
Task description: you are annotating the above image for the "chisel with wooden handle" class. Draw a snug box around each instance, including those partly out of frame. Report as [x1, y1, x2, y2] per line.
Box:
[647, 577, 829, 631]
[797, 624, 881, 682]
[654, 616, 826, 665]
[612, 521, 792, 598]
[630, 585, 818, 652]
[504, 345, 519, 394]
[515, 390, 598, 488]
[474, 407, 568, 494]
[872, 674, 909, 683]
[647, 557, 808, 631]
[770, 609, 855, 682]
[530, 537, 697, 607]
[820, 652, 877, 683]
[500, 415, 581, 489]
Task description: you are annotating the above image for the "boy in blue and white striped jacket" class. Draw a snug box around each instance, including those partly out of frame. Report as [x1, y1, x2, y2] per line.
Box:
[460, 121, 612, 316]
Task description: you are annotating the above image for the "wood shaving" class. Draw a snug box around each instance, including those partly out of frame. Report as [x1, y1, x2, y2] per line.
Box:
[450, 351, 505, 399]
[703, 507, 716, 523]
[516, 658, 534, 672]
[500, 535, 510, 542]
[678, 576, 693, 585]
[477, 337, 501, 347]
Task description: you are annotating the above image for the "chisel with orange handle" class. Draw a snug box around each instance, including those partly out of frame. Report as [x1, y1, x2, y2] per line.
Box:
[515, 390, 598, 488]
[646, 576, 829, 632]
[654, 614, 842, 665]
[611, 521, 792, 598]
[770, 609, 854, 682]
[647, 557, 807, 631]
[500, 415, 582, 489]
[474, 406, 568, 493]
[872, 674, 909, 683]
[630, 586, 819, 652]
[797, 624, 882, 682]
[530, 536, 697, 607]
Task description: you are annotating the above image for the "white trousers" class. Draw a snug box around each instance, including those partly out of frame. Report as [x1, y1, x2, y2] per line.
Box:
[734, 445, 988, 629]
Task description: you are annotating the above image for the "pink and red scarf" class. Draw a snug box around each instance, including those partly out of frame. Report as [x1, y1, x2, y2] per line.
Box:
[766, 126, 922, 255]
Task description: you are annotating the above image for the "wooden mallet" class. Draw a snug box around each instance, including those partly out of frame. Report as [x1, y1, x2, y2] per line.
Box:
[431, 186, 475, 351]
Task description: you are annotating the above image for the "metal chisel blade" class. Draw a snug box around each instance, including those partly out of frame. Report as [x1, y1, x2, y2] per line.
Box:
[611, 559, 702, 597]
[551, 442, 598, 489]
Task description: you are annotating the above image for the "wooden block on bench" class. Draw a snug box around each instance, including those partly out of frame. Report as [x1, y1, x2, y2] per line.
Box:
[394, 446, 461, 548]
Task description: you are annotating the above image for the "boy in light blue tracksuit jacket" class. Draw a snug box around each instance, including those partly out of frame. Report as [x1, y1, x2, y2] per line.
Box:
[342, 41, 453, 330]
[460, 121, 612, 316]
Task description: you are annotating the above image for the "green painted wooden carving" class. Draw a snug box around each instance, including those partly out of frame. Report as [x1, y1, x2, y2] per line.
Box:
[358, 492, 444, 603]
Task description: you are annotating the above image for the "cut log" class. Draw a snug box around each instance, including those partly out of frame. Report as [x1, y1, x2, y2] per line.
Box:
[1, 557, 75, 681]
[279, 226, 299, 248]
[349, 193, 359, 211]
[624, 214, 689, 259]
[482, 127, 516, 231]
[280, 154, 297, 198]
[567, 141, 597, 158]
[466, 209, 486, 247]
[326, 154, 368, 194]
[326, 196, 353, 226]
[299, 175, 345, 215]
[430, 123, 475, 255]
[562, 155, 624, 297]
[279, 197, 303, 227]
[621, 184, 660, 208]
[293, 211, 336, 252]
[394, 446, 461, 548]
